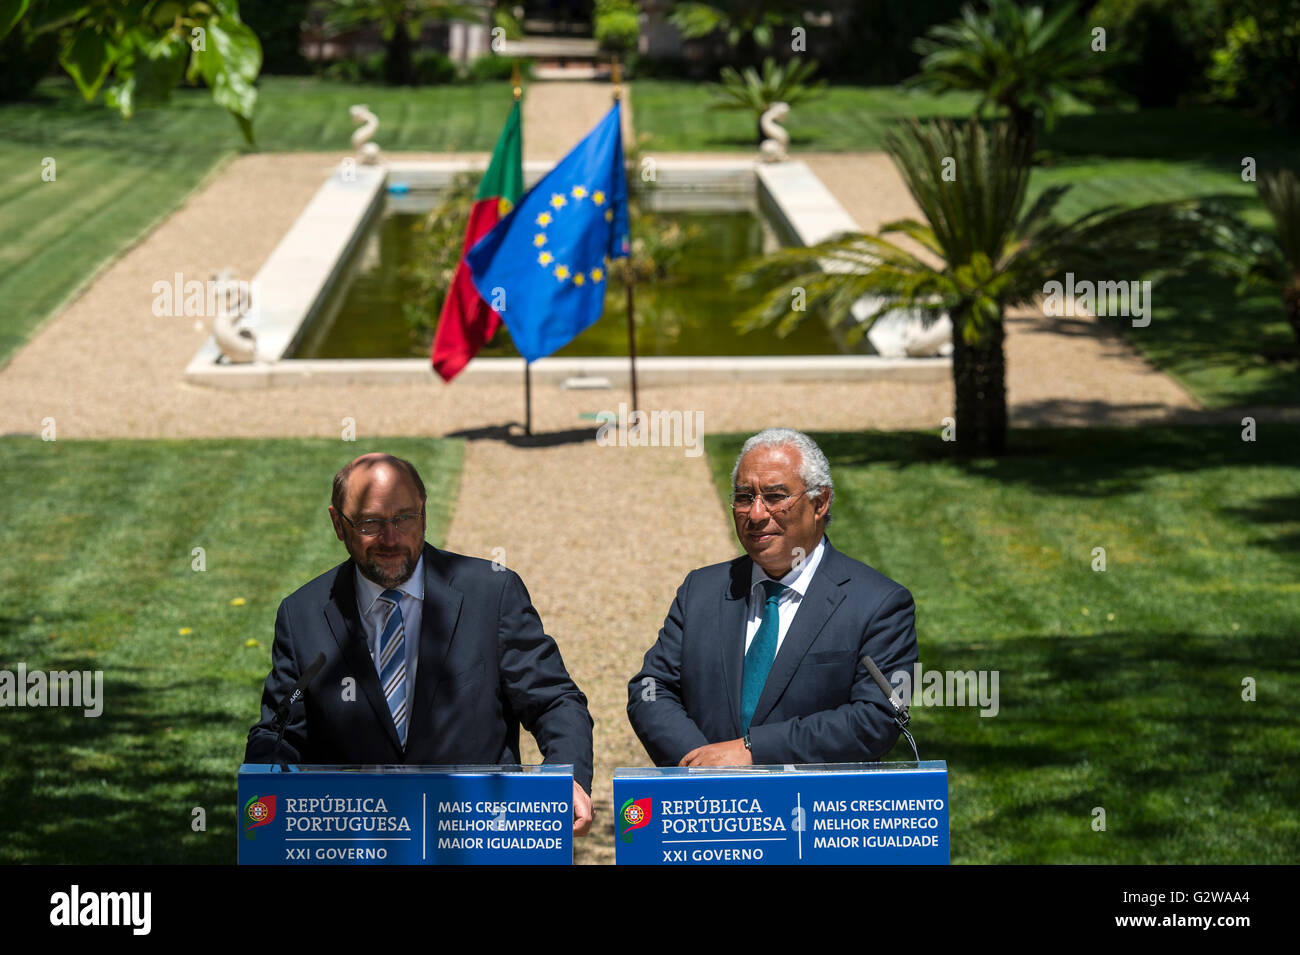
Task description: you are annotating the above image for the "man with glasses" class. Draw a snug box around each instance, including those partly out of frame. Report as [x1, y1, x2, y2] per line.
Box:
[627, 428, 919, 767]
[244, 452, 595, 835]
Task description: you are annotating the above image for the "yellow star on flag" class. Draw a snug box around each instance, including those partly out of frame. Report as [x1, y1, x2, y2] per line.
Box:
[573, 272, 586, 286]
[533, 233, 547, 247]
[571, 185, 588, 199]
[554, 264, 569, 280]
[538, 251, 553, 266]
[550, 193, 567, 209]
[535, 211, 552, 227]
[591, 267, 604, 282]
[605, 209, 613, 222]
[592, 190, 605, 205]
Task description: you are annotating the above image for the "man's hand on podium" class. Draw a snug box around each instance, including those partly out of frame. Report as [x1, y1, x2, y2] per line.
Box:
[573, 780, 592, 836]
[679, 739, 754, 767]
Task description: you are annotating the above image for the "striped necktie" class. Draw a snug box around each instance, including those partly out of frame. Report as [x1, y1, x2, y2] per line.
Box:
[378, 588, 408, 749]
[741, 579, 786, 732]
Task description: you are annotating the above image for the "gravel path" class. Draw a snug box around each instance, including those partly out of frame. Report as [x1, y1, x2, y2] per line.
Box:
[2, 101, 1271, 862]
[523, 80, 634, 160]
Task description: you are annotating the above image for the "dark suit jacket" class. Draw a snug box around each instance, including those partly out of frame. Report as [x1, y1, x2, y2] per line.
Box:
[627, 539, 918, 767]
[244, 542, 594, 792]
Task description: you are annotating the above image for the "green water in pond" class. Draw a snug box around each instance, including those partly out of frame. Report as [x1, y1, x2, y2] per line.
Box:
[291, 207, 851, 359]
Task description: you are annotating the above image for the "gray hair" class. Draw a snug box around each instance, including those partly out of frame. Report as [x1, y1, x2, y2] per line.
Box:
[730, 428, 833, 525]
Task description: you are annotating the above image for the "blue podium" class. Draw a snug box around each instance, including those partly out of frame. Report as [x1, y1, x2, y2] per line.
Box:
[612, 761, 948, 865]
[237, 764, 573, 865]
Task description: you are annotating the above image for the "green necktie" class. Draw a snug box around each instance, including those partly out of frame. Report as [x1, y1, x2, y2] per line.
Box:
[741, 579, 785, 731]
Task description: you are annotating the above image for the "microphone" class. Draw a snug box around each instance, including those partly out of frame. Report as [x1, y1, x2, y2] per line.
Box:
[860, 653, 920, 762]
[270, 652, 325, 771]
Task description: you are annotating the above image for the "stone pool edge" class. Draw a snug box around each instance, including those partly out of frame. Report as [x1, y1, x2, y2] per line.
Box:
[185, 157, 951, 388]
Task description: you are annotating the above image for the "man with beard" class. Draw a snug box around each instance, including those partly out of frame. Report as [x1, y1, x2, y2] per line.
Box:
[244, 453, 594, 835]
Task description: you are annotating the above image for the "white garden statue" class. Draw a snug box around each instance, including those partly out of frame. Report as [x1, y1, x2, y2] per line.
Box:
[759, 102, 790, 162]
[349, 104, 381, 164]
[855, 295, 954, 358]
[211, 268, 258, 364]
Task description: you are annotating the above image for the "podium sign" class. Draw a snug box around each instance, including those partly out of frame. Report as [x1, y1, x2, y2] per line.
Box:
[612, 761, 948, 865]
[237, 764, 573, 865]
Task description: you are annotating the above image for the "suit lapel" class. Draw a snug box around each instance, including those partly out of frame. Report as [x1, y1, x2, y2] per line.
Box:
[406, 543, 464, 746]
[719, 557, 752, 738]
[750, 541, 850, 727]
[324, 564, 403, 756]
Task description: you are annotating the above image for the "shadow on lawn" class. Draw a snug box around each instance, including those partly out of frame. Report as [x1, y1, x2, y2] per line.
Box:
[0, 657, 237, 864]
[915, 629, 1298, 862]
[1041, 106, 1300, 167]
[445, 424, 599, 448]
[812, 426, 1300, 505]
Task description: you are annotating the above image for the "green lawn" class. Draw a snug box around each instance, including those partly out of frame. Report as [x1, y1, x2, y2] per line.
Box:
[1029, 109, 1300, 409]
[0, 437, 462, 863]
[630, 80, 985, 151]
[631, 82, 1299, 408]
[707, 426, 1300, 863]
[0, 76, 515, 365]
[4, 77, 1298, 406]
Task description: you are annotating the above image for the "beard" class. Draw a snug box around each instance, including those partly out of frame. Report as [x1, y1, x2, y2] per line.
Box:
[358, 553, 413, 589]
[357, 550, 417, 589]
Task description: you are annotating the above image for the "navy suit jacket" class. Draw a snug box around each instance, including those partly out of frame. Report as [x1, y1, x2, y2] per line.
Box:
[627, 539, 918, 767]
[244, 542, 594, 792]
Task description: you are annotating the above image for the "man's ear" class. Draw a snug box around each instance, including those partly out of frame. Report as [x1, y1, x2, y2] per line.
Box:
[328, 505, 345, 542]
[814, 489, 832, 520]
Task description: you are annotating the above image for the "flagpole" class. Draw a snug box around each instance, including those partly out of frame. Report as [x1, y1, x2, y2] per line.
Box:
[613, 57, 639, 419]
[511, 63, 533, 437]
[524, 359, 532, 436]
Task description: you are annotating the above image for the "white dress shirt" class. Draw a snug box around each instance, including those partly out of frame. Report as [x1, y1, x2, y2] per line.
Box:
[744, 536, 827, 655]
[354, 553, 425, 701]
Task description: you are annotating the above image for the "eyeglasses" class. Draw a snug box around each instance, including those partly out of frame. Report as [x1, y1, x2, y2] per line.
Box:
[341, 508, 425, 537]
[730, 488, 808, 515]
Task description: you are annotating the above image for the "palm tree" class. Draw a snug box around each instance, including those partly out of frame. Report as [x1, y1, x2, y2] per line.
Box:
[1204, 170, 1300, 351]
[1257, 170, 1300, 348]
[669, 1, 806, 66]
[710, 56, 827, 146]
[732, 118, 1214, 456]
[909, 0, 1109, 151]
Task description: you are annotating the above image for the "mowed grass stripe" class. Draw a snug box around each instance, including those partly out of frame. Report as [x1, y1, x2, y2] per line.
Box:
[0, 78, 507, 365]
[0, 437, 463, 863]
[705, 426, 1299, 863]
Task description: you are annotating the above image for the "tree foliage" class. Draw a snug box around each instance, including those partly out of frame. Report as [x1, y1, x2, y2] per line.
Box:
[709, 56, 826, 145]
[909, 0, 1109, 149]
[320, 0, 478, 86]
[0, 0, 262, 142]
[732, 119, 1218, 455]
[1202, 169, 1300, 350]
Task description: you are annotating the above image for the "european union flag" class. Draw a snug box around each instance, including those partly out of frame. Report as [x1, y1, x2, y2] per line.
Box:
[467, 102, 630, 362]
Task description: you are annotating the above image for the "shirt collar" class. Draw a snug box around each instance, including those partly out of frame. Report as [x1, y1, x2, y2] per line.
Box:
[355, 552, 425, 616]
[749, 535, 827, 598]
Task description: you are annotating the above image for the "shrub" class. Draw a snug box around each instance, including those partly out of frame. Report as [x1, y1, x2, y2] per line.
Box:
[595, 0, 639, 55]
[320, 57, 363, 83]
[412, 50, 457, 85]
[467, 55, 533, 84]
[1092, 0, 1220, 108]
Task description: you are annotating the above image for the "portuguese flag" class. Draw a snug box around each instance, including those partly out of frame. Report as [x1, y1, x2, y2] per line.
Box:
[431, 99, 524, 382]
